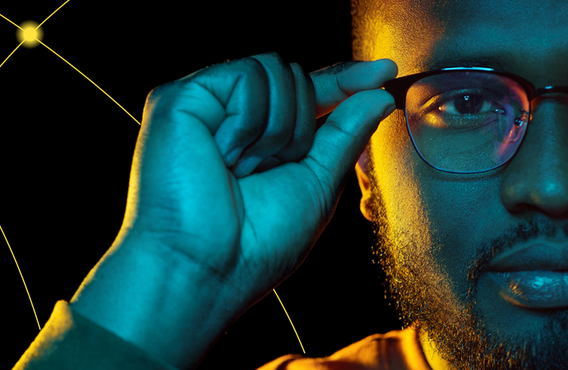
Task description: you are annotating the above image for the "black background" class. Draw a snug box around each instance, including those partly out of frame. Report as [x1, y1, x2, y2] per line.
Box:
[2, 1, 402, 369]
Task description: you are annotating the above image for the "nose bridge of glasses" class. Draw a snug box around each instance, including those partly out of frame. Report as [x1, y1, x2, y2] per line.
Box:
[528, 86, 568, 120]
[533, 86, 568, 99]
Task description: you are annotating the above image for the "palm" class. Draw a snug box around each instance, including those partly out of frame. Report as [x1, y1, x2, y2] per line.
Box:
[236, 163, 328, 290]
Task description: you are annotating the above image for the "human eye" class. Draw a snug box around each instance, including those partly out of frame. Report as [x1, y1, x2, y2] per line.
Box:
[437, 90, 496, 116]
[423, 89, 503, 130]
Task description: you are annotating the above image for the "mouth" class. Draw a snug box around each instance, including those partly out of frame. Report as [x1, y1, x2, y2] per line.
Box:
[485, 242, 568, 310]
[486, 271, 568, 309]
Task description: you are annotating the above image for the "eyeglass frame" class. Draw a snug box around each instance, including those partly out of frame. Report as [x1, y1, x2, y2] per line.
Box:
[381, 66, 568, 174]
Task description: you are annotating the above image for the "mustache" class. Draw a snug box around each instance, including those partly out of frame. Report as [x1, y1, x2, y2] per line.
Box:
[466, 217, 568, 294]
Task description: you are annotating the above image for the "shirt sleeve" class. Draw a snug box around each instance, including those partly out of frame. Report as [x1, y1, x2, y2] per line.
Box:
[254, 328, 432, 370]
[12, 300, 179, 370]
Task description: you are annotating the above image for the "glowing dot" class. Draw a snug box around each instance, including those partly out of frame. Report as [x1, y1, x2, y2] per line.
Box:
[23, 27, 37, 41]
[16, 20, 44, 49]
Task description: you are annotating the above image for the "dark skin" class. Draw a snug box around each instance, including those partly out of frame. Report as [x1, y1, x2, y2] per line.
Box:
[354, 0, 568, 369]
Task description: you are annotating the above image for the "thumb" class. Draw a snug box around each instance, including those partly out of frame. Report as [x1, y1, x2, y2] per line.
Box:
[302, 87, 395, 203]
[310, 58, 398, 118]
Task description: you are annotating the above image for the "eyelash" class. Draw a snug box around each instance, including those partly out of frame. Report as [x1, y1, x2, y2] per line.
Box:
[431, 90, 502, 117]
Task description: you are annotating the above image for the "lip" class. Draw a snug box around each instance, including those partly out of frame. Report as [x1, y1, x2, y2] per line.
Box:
[486, 271, 568, 309]
[486, 243, 568, 272]
[485, 242, 568, 309]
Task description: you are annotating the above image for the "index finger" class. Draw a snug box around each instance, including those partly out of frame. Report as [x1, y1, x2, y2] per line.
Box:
[309, 59, 398, 119]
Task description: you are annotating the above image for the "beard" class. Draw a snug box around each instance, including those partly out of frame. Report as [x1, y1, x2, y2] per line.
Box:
[365, 149, 568, 370]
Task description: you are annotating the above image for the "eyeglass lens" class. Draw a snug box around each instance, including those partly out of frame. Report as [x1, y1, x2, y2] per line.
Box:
[405, 71, 530, 173]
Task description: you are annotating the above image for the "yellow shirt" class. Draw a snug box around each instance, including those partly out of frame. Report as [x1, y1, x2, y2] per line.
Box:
[257, 325, 432, 369]
[13, 300, 431, 370]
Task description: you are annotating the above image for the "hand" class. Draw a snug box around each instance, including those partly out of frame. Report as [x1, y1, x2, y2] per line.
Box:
[123, 51, 396, 307]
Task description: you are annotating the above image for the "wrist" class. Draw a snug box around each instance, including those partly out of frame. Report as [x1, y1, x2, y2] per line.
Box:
[69, 228, 247, 369]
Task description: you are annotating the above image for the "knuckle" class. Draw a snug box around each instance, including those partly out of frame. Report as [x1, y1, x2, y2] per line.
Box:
[290, 62, 315, 95]
[247, 51, 286, 72]
[289, 62, 305, 77]
[261, 51, 286, 63]
[143, 81, 180, 126]
[250, 51, 295, 83]
[234, 56, 266, 76]
[334, 72, 350, 97]
[147, 81, 171, 102]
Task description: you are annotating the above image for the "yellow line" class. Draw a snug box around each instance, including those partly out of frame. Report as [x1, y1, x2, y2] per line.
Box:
[1, 225, 41, 331]
[0, 13, 23, 30]
[37, 0, 71, 29]
[0, 41, 25, 70]
[37, 40, 141, 125]
[273, 289, 305, 354]
[1, 1, 137, 335]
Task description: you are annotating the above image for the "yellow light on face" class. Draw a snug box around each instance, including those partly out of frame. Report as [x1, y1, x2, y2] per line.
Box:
[16, 20, 44, 49]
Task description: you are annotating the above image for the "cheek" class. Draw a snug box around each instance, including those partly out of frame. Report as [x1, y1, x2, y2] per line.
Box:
[421, 176, 502, 284]
[371, 115, 468, 314]
[370, 111, 500, 278]
[370, 111, 435, 254]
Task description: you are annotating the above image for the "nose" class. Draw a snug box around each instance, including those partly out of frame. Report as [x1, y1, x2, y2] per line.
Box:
[500, 94, 568, 218]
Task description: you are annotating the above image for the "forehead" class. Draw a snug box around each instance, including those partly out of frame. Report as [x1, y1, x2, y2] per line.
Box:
[371, 0, 568, 86]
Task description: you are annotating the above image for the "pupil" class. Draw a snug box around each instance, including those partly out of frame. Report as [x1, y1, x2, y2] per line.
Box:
[454, 94, 483, 114]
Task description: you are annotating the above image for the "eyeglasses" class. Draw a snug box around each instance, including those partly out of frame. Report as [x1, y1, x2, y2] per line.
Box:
[382, 67, 568, 174]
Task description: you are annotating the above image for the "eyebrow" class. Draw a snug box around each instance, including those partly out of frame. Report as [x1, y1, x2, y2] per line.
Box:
[423, 54, 509, 72]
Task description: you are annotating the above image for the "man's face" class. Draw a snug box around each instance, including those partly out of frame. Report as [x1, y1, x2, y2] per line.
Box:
[354, 1, 568, 369]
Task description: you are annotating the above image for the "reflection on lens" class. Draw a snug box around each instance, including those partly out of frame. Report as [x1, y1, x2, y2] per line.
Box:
[405, 71, 529, 173]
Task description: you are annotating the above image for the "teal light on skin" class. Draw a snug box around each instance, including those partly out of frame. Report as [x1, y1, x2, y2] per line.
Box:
[352, 1, 568, 369]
